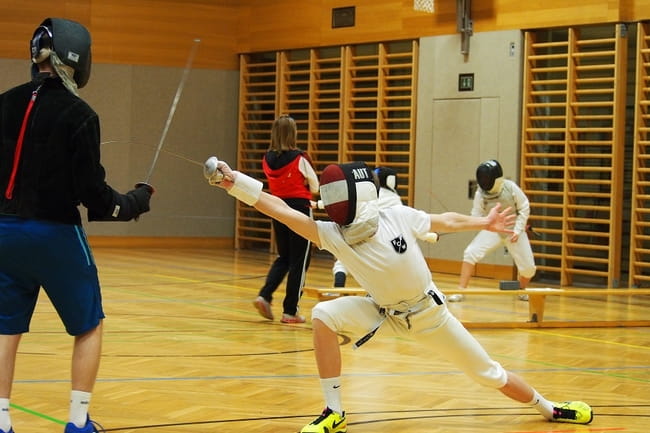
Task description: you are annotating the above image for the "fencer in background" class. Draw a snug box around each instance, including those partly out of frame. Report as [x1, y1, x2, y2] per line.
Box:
[449, 159, 536, 302]
[0, 18, 153, 433]
[205, 157, 592, 433]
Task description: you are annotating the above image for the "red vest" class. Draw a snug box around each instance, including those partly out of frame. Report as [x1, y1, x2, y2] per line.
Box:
[263, 154, 313, 200]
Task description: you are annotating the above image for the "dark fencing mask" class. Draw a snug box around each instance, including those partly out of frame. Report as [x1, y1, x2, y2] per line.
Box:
[30, 18, 92, 88]
[476, 159, 503, 193]
[374, 166, 398, 193]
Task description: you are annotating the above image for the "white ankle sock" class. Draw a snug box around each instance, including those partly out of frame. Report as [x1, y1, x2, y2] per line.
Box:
[527, 389, 555, 420]
[69, 390, 92, 427]
[320, 377, 343, 415]
[0, 398, 11, 432]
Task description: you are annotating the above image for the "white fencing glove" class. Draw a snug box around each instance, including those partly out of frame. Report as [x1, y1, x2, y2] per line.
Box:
[203, 156, 262, 206]
[204, 156, 224, 185]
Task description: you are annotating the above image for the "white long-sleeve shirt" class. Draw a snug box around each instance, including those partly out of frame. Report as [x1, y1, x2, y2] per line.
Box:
[471, 179, 529, 236]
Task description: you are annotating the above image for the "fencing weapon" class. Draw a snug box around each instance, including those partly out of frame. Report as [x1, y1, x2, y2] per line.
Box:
[103, 140, 204, 168]
[137, 38, 201, 190]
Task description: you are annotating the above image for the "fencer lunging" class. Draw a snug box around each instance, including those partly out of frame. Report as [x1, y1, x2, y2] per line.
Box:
[204, 157, 592, 433]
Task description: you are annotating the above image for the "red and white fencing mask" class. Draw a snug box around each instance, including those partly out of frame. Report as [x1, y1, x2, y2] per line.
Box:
[319, 162, 379, 244]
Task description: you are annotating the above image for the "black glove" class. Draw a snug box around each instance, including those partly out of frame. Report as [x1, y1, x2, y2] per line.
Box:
[127, 183, 153, 217]
[87, 183, 154, 222]
[135, 182, 155, 195]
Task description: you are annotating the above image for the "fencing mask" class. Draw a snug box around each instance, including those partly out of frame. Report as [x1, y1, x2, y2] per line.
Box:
[319, 162, 379, 244]
[476, 159, 504, 194]
[374, 166, 398, 193]
[30, 18, 92, 90]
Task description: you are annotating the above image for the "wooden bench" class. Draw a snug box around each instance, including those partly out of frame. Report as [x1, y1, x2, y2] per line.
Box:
[302, 286, 650, 328]
[302, 286, 367, 301]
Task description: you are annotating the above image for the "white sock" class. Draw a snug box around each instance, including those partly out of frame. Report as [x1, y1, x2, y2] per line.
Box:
[527, 389, 555, 420]
[320, 377, 343, 415]
[69, 390, 92, 428]
[0, 398, 11, 433]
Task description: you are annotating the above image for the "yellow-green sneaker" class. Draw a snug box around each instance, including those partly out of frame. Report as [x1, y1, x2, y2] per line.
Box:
[551, 401, 593, 424]
[301, 407, 347, 433]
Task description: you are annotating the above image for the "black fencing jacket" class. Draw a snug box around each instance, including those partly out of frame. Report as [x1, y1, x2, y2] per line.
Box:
[0, 75, 140, 225]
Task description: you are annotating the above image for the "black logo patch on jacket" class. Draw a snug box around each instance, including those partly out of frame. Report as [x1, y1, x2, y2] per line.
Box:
[391, 235, 407, 253]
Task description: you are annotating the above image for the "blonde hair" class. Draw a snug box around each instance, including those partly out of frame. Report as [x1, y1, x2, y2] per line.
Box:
[34, 49, 79, 96]
[50, 52, 79, 96]
[269, 115, 297, 152]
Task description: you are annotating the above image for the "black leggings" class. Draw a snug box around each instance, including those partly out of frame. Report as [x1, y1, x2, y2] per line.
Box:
[258, 199, 312, 315]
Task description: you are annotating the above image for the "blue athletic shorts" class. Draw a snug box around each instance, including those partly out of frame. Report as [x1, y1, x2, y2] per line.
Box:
[0, 215, 105, 335]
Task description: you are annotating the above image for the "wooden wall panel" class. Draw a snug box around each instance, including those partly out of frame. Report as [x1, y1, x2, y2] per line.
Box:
[0, 0, 92, 61]
[5, 0, 650, 71]
[623, 0, 650, 21]
[238, 0, 642, 54]
[493, 1, 621, 30]
[91, 0, 239, 69]
[0, 0, 240, 70]
[237, 0, 458, 53]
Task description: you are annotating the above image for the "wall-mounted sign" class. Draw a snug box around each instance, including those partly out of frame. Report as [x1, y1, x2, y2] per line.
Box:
[459, 73, 474, 92]
[332, 6, 355, 28]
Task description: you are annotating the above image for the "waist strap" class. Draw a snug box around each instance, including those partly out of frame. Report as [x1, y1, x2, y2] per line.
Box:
[380, 290, 444, 316]
[354, 290, 444, 349]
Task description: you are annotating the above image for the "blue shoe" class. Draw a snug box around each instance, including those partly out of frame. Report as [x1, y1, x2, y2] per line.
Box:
[0, 428, 14, 433]
[64, 416, 105, 433]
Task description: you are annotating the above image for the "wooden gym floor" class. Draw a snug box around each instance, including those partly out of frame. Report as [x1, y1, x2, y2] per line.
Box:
[9, 246, 650, 432]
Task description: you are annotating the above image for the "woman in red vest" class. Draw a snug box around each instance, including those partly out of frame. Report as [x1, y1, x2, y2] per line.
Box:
[253, 115, 319, 323]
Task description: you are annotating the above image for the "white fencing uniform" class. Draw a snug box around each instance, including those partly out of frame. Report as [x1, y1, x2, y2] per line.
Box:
[331, 187, 403, 279]
[463, 179, 536, 279]
[314, 205, 508, 388]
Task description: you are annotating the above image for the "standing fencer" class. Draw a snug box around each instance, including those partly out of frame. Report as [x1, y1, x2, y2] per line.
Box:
[448, 159, 536, 302]
[204, 157, 592, 433]
[0, 18, 153, 433]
